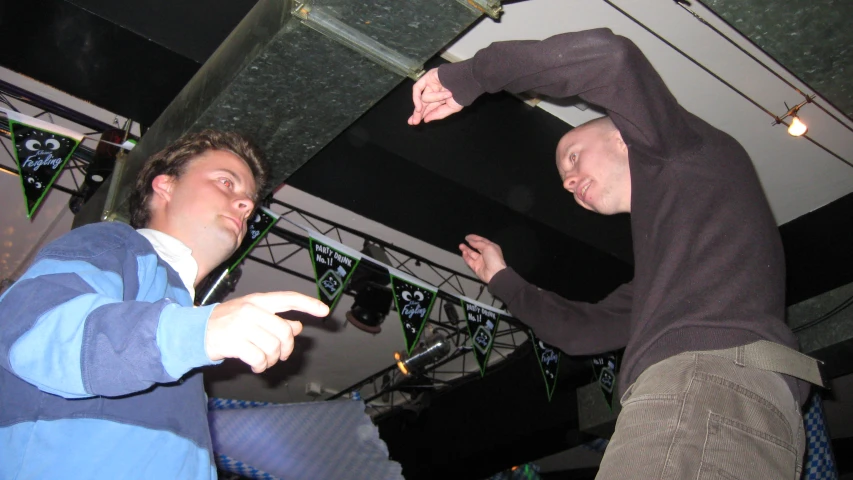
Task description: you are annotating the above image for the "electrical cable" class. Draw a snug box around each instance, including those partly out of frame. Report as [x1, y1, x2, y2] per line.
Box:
[679, 0, 853, 134]
[792, 293, 853, 333]
[601, 0, 853, 170]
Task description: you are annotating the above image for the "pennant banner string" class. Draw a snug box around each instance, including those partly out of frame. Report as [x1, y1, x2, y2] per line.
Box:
[1, 108, 84, 143]
[1, 108, 137, 152]
[280, 216, 510, 318]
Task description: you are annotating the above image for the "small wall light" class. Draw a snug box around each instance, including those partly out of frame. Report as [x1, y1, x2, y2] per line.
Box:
[788, 115, 808, 137]
[773, 95, 814, 137]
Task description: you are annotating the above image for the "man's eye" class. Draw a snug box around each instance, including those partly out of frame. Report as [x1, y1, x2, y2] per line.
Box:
[220, 178, 233, 188]
[570, 153, 578, 163]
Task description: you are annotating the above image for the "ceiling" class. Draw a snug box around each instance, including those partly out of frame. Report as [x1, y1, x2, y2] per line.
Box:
[3, 0, 853, 477]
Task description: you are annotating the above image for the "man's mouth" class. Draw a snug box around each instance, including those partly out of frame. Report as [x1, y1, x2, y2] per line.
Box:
[224, 216, 242, 234]
[578, 182, 591, 202]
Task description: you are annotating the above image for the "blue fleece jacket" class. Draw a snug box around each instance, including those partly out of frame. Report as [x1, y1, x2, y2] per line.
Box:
[0, 222, 220, 479]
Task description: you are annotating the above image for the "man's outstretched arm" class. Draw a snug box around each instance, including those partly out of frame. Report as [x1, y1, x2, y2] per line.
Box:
[413, 28, 693, 157]
[460, 234, 632, 355]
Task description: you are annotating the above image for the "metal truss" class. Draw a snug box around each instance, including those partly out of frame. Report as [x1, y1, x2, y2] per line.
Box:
[0, 78, 135, 201]
[251, 198, 534, 417]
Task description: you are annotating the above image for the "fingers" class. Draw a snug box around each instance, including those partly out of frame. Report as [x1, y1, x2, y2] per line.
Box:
[254, 313, 299, 348]
[285, 319, 303, 337]
[421, 90, 454, 103]
[424, 97, 462, 123]
[409, 93, 452, 126]
[412, 76, 426, 113]
[247, 291, 329, 318]
[421, 102, 443, 121]
[206, 293, 315, 370]
[409, 68, 457, 126]
[235, 342, 268, 374]
[464, 234, 493, 249]
[408, 110, 424, 126]
[244, 327, 282, 372]
[458, 243, 483, 276]
[238, 315, 301, 372]
[459, 242, 480, 260]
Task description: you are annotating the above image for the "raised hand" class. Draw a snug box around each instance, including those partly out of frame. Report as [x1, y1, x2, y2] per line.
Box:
[205, 292, 329, 373]
[459, 234, 508, 284]
[408, 68, 463, 125]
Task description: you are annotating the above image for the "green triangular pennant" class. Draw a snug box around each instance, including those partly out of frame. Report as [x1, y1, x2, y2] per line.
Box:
[308, 235, 361, 313]
[461, 299, 503, 376]
[390, 273, 437, 355]
[529, 329, 560, 402]
[226, 207, 278, 272]
[592, 352, 620, 411]
[5, 110, 83, 218]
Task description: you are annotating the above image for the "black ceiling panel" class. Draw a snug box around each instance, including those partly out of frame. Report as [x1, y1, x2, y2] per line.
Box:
[66, 0, 258, 63]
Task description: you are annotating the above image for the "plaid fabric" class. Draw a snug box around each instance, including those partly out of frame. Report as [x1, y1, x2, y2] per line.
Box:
[209, 397, 274, 410]
[803, 392, 839, 480]
[216, 453, 280, 480]
[207, 398, 403, 480]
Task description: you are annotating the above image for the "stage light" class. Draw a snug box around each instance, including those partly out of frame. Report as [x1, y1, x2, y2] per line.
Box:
[346, 283, 393, 333]
[394, 331, 453, 376]
[69, 128, 125, 214]
[345, 242, 393, 333]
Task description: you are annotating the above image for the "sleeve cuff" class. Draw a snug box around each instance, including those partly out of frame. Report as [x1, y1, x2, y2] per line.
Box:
[438, 60, 485, 107]
[157, 303, 222, 379]
[488, 267, 528, 306]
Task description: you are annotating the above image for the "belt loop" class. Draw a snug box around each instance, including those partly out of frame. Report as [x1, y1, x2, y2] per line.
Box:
[735, 345, 746, 367]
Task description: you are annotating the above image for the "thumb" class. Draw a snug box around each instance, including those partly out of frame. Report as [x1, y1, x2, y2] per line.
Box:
[246, 292, 330, 317]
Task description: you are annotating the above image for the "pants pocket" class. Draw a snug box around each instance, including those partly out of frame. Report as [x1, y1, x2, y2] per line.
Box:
[596, 395, 683, 480]
[697, 412, 797, 480]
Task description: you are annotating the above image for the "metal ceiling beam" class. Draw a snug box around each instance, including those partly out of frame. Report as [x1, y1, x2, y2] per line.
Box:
[72, 0, 482, 227]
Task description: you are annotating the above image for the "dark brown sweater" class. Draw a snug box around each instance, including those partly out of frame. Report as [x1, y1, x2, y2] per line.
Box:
[438, 29, 807, 404]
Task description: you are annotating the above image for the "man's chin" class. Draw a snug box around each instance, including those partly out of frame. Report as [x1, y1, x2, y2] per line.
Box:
[575, 198, 595, 212]
[211, 231, 242, 259]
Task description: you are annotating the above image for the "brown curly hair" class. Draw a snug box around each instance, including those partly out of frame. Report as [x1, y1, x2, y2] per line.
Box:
[128, 130, 268, 228]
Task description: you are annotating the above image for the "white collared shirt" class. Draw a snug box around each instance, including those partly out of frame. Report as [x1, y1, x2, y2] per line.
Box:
[136, 228, 198, 300]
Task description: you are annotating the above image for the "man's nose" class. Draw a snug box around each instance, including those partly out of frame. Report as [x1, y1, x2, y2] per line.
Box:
[563, 175, 578, 193]
[234, 195, 254, 213]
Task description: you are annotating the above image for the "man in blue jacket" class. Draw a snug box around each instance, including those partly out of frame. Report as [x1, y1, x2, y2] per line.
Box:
[0, 130, 329, 479]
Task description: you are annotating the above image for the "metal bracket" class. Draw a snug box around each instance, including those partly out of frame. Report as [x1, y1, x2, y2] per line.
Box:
[292, 2, 425, 81]
[456, 0, 503, 20]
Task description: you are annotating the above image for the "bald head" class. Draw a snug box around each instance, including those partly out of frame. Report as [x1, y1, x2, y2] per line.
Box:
[554, 115, 631, 215]
[578, 115, 618, 136]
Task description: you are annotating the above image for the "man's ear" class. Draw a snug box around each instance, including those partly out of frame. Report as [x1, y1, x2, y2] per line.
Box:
[612, 129, 628, 154]
[151, 174, 175, 204]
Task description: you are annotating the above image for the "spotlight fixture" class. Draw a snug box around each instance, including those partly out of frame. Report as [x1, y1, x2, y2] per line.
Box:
[345, 242, 393, 333]
[345, 283, 393, 334]
[69, 128, 126, 214]
[773, 95, 814, 137]
[394, 331, 453, 376]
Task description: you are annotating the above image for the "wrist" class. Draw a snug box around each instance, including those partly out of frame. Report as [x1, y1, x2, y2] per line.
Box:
[157, 303, 221, 378]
